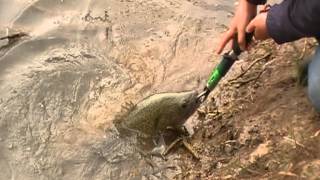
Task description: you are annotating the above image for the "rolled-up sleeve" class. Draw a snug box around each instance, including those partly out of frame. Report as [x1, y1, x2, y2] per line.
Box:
[267, 0, 320, 44]
[247, 0, 266, 5]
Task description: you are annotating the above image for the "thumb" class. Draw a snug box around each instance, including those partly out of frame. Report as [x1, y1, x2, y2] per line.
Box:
[246, 19, 256, 33]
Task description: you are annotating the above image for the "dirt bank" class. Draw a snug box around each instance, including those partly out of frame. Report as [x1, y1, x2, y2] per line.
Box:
[175, 39, 320, 179]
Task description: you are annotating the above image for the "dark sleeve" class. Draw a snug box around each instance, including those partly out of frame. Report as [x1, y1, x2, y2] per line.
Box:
[247, 0, 266, 5]
[267, 0, 320, 44]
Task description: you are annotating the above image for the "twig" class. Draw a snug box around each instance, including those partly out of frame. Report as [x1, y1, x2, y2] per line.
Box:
[243, 167, 263, 175]
[311, 129, 320, 138]
[278, 171, 298, 177]
[287, 126, 316, 158]
[162, 137, 182, 156]
[230, 58, 275, 86]
[230, 68, 265, 86]
[182, 139, 200, 160]
[229, 52, 271, 82]
[284, 137, 311, 151]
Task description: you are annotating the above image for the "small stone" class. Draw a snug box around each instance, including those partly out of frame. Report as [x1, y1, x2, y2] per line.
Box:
[216, 162, 223, 169]
[8, 144, 13, 150]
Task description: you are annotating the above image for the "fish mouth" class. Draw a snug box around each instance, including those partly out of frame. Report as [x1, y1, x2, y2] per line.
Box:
[193, 90, 200, 100]
[191, 90, 198, 97]
[190, 90, 201, 107]
[185, 91, 201, 119]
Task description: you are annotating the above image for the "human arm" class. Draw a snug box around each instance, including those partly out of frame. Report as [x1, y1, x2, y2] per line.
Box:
[217, 0, 320, 54]
[265, 0, 320, 44]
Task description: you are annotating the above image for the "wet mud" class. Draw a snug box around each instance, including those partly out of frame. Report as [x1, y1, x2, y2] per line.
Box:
[0, 0, 236, 179]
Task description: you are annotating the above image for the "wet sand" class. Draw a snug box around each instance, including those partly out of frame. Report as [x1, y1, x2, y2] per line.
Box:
[0, 0, 235, 179]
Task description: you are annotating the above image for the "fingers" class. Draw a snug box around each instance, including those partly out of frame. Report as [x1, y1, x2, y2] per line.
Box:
[246, 18, 256, 34]
[216, 30, 234, 54]
[237, 28, 246, 51]
[246, 13, 269, 40]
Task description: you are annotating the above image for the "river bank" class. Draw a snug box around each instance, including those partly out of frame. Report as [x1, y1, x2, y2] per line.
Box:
[176, 39, 320, 179]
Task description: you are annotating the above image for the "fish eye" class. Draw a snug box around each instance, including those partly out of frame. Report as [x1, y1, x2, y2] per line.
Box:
[181, 101, 188, 108]
[181, 103, 187, 108]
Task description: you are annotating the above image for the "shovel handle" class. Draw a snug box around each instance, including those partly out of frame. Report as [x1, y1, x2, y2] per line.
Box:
[232, 32, 254, 56]
[206, 32, 253, 91]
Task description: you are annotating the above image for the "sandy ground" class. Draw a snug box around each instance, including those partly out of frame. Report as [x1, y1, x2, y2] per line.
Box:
[1, 0, 320, 179]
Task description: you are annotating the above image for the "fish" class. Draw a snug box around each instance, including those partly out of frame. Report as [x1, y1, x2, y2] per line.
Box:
[114, 90, 199, 137]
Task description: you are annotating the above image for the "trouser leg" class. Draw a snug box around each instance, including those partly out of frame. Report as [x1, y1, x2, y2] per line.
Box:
[308, 45, 320, 112]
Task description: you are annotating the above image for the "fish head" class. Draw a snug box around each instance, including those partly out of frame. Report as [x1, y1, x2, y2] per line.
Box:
[171, 90, 200, 124]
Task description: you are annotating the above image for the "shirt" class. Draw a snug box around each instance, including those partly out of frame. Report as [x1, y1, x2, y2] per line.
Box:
[248, 0, 320, 44]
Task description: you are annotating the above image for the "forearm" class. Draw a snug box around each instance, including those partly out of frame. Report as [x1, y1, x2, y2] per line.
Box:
[267, 0, 320, 44]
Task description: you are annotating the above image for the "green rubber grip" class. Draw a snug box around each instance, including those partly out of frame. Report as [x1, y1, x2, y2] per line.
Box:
[206, 55, 235, 91]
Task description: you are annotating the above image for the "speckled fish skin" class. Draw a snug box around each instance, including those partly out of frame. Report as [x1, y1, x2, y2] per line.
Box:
[115, 90, 199, 137]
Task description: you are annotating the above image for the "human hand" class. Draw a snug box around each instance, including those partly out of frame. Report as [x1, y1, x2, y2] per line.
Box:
[246, 12, 269, 41]
[216, 0, 257, 54]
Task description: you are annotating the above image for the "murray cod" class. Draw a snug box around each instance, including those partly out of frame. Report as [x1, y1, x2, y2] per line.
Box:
[114, 91, 200, 137]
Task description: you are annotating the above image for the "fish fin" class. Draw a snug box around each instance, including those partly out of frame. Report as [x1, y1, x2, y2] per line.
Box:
[113, 100, 137, 125]
[120, 101, 136, 112]
[147, 134, 167, 160]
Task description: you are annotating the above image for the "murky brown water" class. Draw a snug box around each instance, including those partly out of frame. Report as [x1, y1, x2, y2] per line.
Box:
[0, 0, 234, 179]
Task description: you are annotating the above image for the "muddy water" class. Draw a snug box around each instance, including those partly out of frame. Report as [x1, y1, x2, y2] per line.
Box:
[0, 0, 234, 179]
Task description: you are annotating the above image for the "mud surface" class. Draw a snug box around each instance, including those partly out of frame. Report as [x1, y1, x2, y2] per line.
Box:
[2, 0, 319, 180]
[0, 0, 235, 179]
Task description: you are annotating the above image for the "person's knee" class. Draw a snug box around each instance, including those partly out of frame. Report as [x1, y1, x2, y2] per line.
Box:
[308, 82, 320, 112]
[308, 46, 320, 112]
